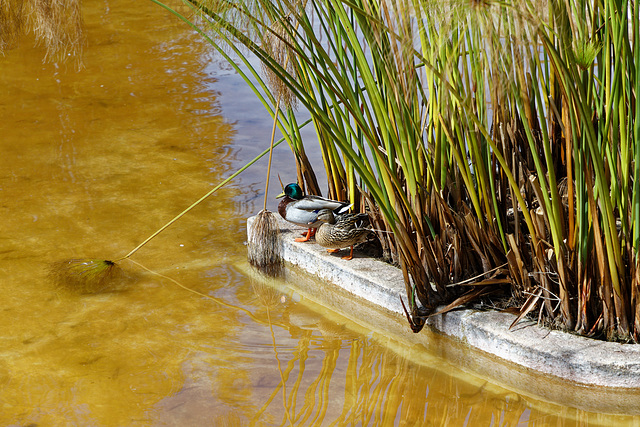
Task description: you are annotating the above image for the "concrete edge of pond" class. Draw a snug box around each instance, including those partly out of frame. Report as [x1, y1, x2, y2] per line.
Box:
[247, 216, 640, 399]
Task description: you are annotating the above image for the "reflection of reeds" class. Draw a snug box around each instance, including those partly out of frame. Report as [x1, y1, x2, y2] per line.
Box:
[213, 413, 248, 426]
[251, 327, 554, 424]
[250, 278, 283, 308]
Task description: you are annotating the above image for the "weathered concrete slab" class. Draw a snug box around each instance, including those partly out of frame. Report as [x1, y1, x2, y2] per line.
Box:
[248, 215, 640, 413]
[429, 309, 640, 388]
[278, 224, 407, 315]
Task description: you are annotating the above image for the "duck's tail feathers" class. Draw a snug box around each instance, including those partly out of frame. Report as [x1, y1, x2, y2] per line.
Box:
[354, 213, 371, 228]
[334, 203, 353, 215]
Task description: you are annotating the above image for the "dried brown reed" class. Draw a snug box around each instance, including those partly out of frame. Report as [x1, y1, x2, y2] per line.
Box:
[31, 0, 84, 64]
[0, 0, 84, 65]
[0, 0, 25, 52]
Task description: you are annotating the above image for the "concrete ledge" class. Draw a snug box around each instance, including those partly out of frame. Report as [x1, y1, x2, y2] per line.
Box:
[248, 216, 640, 412]
[429, 309, 640, 388]
[278, 225, 407, 315]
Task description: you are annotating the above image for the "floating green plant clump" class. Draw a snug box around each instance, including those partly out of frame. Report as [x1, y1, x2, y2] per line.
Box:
[49, 258, 129, 293]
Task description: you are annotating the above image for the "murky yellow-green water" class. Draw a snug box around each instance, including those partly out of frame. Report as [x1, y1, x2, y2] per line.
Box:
[1, 1, 639, 426]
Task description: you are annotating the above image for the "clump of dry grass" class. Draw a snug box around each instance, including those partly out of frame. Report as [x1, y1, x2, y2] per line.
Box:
[247, 210, 284, 276]
[0, 0, 84, 65]
[31, 0, 84, 64]
[0, 0, 26, 52]
[246, 16, 303, 276]
[262, 18, 298, 110]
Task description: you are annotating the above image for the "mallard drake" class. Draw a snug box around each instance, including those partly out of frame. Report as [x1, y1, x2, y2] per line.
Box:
[313, 209, 372, 260]
[276, 183, 351, 242]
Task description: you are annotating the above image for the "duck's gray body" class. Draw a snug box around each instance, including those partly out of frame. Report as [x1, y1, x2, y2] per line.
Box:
[276, 183, 351, 229]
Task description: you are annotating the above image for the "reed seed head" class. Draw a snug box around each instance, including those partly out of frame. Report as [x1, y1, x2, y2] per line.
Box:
[262, 18, 297, 110]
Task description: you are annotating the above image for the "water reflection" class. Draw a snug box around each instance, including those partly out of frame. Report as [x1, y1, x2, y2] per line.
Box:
[1, 0, 639, 426]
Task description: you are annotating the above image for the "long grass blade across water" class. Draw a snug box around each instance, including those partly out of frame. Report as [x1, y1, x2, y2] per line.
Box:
[50, 133, 291, 293]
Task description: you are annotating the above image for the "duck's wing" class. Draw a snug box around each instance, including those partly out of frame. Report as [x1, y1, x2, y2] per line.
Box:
[327, 222, 372, 247]
[335, 213, 370, 229]
[293, 195, 351, 212]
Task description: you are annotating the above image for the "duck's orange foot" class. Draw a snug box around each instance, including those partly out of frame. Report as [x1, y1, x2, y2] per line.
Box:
[295, 228, 316, 242]
[326, 248, 340, 253]
[341, 246, 355, 260]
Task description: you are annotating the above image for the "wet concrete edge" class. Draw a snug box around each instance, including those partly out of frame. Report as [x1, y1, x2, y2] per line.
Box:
[248, 216, 640, 393]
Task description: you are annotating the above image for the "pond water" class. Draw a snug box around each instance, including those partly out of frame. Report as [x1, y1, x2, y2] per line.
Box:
[1, 1, 638, 425]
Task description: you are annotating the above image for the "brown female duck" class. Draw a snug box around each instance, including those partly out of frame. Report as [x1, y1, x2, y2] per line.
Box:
[313, 209, 372, 260]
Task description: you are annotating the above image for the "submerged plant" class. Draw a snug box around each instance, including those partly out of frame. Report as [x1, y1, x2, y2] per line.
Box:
[49, 258, 130, 293]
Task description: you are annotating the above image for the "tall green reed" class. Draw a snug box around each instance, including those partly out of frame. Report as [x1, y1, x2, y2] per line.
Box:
[159, 0, 638, 341]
